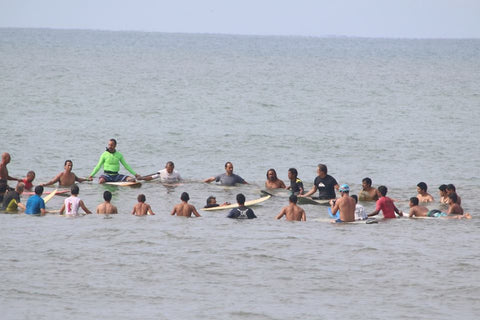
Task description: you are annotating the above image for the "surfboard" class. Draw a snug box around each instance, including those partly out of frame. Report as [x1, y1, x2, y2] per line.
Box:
[201, 195, 271, 211]
[104, 181, 141, 187]
[260, 190, 330, 205]
[24, 189, 69, 196]
[42, 189, 58, 204]
[298, 197, 330, 205]
[313, 217, 378, 224]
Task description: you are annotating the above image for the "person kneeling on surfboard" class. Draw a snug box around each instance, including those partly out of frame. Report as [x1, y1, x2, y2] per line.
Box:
[329, 184, 355, 223]
[227, 193, 256, 219]
[88, 138, 142, 184]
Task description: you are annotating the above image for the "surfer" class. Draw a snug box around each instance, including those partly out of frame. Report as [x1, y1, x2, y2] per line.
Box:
[275, 194, 306, 221]
[368, 185, 403, 219]
[358, 177, 380, 201]
[170, 192, 201, 217]
[329, 184, 355, 223]
[408, 197, 429, 217]
[286, 168, 304, 195]
[446, 184, 461, 205]
[203, 195, 230, 208]
[25, 185, 46, 216]
[203, 162, 247, 186]
[265, 168, 286, 189]
[88, 139, 142, 184]
[1, 182, 25, 212]
[426, 193, 471, 219]
[299, 164, 339, 200]
[132, 194, 155, 216]
[0, 152, 20, 186]
[416, 182, 434, 202]
[96, 191, 118, 214]
[42, 160, 89, 187]
[438, 184, 449, 204]
[142, 161, 182, 183]
[351, 195, 368, 220]
[227, 193, 257, 219]
[60, 185, 92, 216]
[21, 170, 36, 191]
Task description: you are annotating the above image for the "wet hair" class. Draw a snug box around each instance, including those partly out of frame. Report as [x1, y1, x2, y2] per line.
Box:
[410, 197, 419, 206]
[378, 185, 388, 197]
[289, 194, 298, 204]
[351, 194, 358, 203]
[266, 168, 277, 179]
[438, 184, 447, 192]
[317, 164, 328, 174]
[166, 161, 174, 167]
[64, 160, 73, 166]
[224, 161, 233, 168]
[446, 184, 456, 192]
[288, 168, 298, 178]
[71, 184, 79, 195]
[34, 185, 44, 195]
[103, 191, 112, 202]
[27, 170, 35, 177]
[362, 177, 372, 186]
[110, 138, 117, 146]
[181, 192, 189, 202]
[16, 182, 25, 193]
[417, 182, 427, 192]
[206, 196, 216, 205]
[448, 193, 458, 203]
[236, 193, 246, 205]
[138, 194, 146, 202]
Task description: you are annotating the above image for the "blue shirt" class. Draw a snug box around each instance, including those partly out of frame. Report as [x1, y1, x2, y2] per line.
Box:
[25, 194, 45, 215]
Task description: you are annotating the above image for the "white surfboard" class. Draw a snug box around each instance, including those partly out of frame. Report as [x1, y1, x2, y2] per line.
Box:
[104, 181, 141, 187]
[201, 195, 271, 211]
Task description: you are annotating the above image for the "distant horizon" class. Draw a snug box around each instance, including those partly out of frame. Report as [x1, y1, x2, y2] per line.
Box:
[2, 26, 479, 41]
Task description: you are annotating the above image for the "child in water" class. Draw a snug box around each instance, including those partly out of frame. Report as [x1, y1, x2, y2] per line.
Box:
[132, 194, 155, 216]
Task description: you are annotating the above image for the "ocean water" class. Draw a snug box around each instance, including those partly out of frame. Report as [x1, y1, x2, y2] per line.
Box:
[0, 28, 479, 319]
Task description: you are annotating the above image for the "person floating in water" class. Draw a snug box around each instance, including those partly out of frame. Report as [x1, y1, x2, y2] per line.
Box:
[275, 194, 306, 221]
[132, 194, 155, 216]
[265, 168, 286, 189]
[170, 192, 201, 217]
[42, 160, 89, 187]
[203, 162, 247, 186]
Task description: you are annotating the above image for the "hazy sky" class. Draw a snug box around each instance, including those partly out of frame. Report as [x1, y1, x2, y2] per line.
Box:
[1, 0, 479, 38]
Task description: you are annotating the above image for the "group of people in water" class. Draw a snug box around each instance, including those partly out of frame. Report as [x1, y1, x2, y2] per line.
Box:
[0, 138, 472, 222]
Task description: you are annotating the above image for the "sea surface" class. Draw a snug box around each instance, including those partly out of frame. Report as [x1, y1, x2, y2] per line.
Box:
[0, 28, 479, 319]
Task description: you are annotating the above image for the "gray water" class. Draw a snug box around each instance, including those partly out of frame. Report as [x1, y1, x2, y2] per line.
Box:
[0, 28, 479, 319]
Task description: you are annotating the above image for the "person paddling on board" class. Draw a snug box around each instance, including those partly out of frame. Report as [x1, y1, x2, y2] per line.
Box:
[203, 162, 247, 186]
[275, 194, 306, 221]
[88, 139, 142, 184]
[329, 184, 355, 223]
[42, 160, 89, 187]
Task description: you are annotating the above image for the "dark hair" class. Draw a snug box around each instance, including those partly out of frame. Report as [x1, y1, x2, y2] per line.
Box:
[351, 194, 358, 203]
[206, 196, 215, 204]
[236, 193, 246, 205]
[71, 184, 79, 195]
[103, 191, 112, 202]
[378, 185, 388, 196]
[410, 197, 419, 206]
[446, 184, 456, 192]
[166, 161, 174, 167]
[224, 161, 232, 168]
[110, 138, 117, 146]
[318, 164, 327, 174]
[0, 182, 7, 193]
[288, 168, 298, 178]
[417, 182, 427, 192]
[266, 168, 277, 179]
[64, 160, 73, 166]
[448, 193, 458, 203]
[362, 177, 372, 186]
[27, 170, 35, 177]
[438, 184, 447, 192]
[138, 194, 146, 202]
[34, 185, 44, 195]
[289, 194, 298, 204]
[181, 192, 189, 202]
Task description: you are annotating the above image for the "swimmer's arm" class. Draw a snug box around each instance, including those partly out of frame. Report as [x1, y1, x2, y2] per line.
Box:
[96, 205, 101, 214]
[300, 185, 316, 197]
[330, 200, 341, 216]
[394, 205, 403, 216]
[408, 208, 414, 218]
[170, 206, 177, 215]
[59, 203, 65, 214]
[79, 200, 91, 214]
[301, 209, 306, 221]
[42, 173, 62, 186]
[203, 177, 216, 183]
[132, 206, 137, 215]
[17, 202, 26, 210]
[192, 206, 201, 217]
[275, 208, 286, 220]
[40, 208, 46, 216]
[368, 209, 380, 217]
[147, 205, 155, 215]
[74, 174, 88, 183]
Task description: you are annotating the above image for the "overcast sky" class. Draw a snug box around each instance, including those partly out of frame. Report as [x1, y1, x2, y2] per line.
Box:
[1, 0, 479, 38]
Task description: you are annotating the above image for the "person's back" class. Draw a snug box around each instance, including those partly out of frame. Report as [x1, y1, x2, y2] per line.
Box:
[25, 186, 45, 215]
[351, 195, 367, 220]
[276, 195, 306, 221]
[61, 185, 91, 216]
[132, 194, 154, 216]
[171, 192, 200, 217]
[330, 185, 355, 222]
[97, 191, 118, 214]
[2, 182, 25, 212]
[227, 193, 257, 219]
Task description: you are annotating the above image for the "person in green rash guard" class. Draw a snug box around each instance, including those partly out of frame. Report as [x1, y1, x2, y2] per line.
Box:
[88, 139, 142, 184]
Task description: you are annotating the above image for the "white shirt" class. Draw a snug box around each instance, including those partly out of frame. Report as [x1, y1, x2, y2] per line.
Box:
[355, 203, 368, 220]
[151, 169, 181, 183]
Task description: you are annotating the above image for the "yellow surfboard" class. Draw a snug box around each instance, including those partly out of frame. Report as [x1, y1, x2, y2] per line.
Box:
[43, 189, 58, 204]
[201, 195, 271, 211]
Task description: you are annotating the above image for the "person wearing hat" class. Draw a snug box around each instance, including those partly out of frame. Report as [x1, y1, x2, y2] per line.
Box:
[329, 184, 355, 223]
